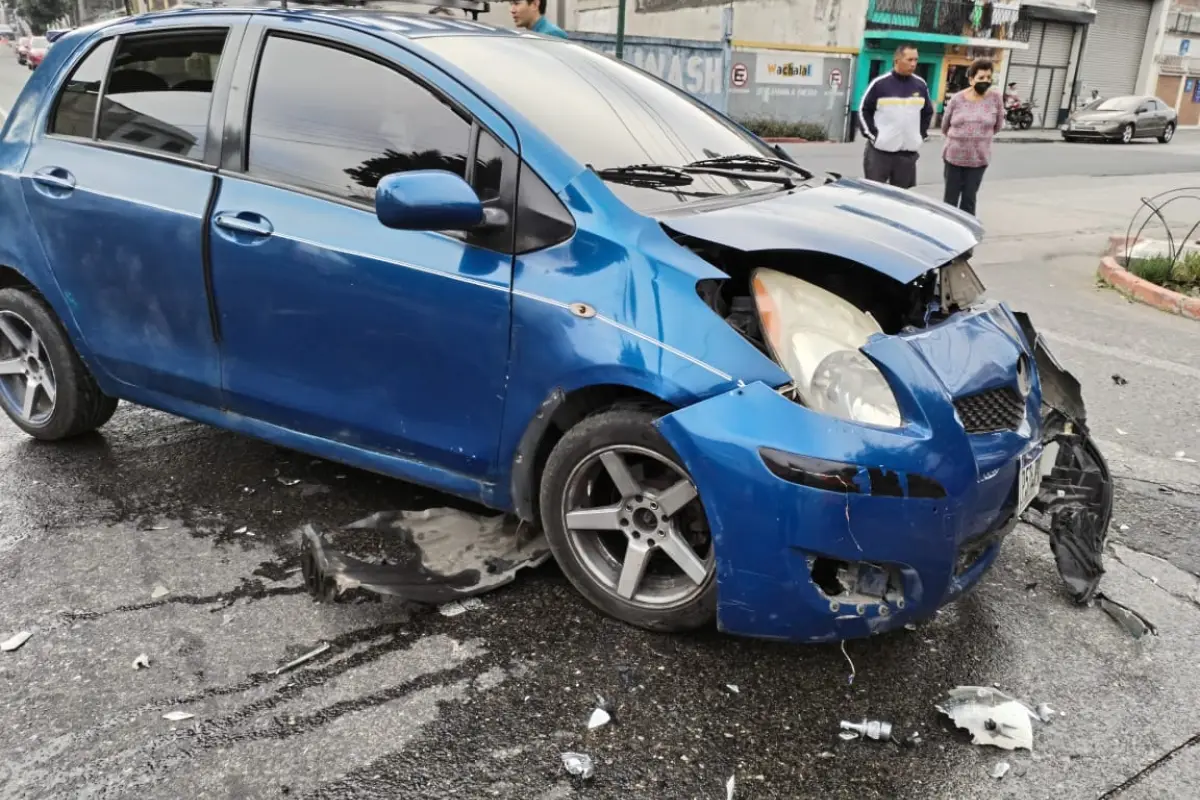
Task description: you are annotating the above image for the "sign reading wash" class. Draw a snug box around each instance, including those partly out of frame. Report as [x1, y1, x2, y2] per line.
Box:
[568, 32, 725, 108]
[755, 54, 824, 86]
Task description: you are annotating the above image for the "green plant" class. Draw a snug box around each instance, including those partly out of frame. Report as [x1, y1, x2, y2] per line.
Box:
[737, 117, 828, 141]
[1127, 251, 1200, 290]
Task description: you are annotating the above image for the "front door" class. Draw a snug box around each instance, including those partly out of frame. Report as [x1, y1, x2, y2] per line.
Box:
[208, 27, 517, 479]
[20, 23, 243, 405]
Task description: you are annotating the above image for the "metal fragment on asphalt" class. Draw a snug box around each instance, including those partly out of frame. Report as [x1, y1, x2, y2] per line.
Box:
[561, 752, 595, 780]
[936, 686, 1034, 751]
[1, 631, 32, 652]
[272, 642, 331, 675]
[588, 707, 611, 729]
[1099, 596, 1157, 639]
[132, 653, 150, 670]
[726, 683, 740, 693]
[838, 732, 859, 741]
[840, 719, 893, 741]
[151, 584, 170, 599]
[162, 711, 195, 722]
[992, 761, 1011, 779]
[277, 477, 302, 486]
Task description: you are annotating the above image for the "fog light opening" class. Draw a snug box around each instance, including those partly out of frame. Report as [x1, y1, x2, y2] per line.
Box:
[809, 557, 905, 606]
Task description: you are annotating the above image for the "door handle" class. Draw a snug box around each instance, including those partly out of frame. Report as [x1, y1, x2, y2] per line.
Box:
[31, 166, 75, 191]
[214, 211, 273, 237]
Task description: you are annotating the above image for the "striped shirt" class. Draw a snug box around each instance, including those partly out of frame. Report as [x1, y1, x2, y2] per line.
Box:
[858, 71, 934, 153]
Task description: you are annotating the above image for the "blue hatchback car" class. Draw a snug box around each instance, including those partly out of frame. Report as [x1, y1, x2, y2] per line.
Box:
[0, 4, 1112, 642]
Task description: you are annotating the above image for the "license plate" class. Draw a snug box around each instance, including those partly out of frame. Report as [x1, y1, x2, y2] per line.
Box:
[1074, 125, 1093, 131]
[1017, 448, 1043, 514]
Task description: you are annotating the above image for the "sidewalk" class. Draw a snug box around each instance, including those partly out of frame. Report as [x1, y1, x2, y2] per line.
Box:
[925, 127, 1062, 144]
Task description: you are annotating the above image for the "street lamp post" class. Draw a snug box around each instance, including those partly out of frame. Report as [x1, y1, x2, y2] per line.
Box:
[615, 0, 626, 59]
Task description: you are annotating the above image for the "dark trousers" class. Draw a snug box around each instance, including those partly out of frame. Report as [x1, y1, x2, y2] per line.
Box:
[863, 143, 918, 189]
[943, 162, 987, 216]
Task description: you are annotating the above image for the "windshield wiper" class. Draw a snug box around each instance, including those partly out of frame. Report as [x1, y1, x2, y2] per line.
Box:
[684, 154, 814, 180]
[591, 164, 695, 188]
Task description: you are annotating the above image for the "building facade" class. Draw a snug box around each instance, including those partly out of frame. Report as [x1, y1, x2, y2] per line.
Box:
[1153, 1, 1200, 125]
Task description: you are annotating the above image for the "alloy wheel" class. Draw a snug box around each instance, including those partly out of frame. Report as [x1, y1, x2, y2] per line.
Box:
[1122, 124, 1133, 143]
[0, 310, 57, 426]
[560, 444, 714, 608]
[1165, 124, 1175, 142]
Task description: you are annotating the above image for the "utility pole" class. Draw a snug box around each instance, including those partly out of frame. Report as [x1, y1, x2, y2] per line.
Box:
[615, 0, 625, 59]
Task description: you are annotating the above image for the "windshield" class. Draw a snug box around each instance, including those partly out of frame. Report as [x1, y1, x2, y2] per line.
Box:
[1086, 97, 1139, 112]
[421, 36, 783, 212]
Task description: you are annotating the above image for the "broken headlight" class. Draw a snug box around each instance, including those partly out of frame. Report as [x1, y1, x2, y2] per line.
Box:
[752, 268, 902, 428]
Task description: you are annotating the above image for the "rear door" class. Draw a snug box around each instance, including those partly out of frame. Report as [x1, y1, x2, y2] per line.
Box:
[20, 19, 246, 406]
[208, 20, 519, 479]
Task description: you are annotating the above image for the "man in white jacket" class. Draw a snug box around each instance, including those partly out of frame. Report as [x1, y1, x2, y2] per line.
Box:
[858, 45, 934, 189]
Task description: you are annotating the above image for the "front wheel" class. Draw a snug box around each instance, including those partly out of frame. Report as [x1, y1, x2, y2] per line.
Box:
[538, 407, 717, 633]
[1120, 124, 1134, 144]
[1159, 123, 1175, 143]
[0, 288, 119, 440]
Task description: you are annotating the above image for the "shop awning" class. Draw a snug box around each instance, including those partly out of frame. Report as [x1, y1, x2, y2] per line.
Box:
[863, 30, 1031, 50]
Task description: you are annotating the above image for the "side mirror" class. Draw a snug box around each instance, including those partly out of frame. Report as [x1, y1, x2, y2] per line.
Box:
[374, 170, 484, 232]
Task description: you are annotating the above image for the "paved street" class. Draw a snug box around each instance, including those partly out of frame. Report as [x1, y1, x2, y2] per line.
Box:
[3, 54, 1200, 800]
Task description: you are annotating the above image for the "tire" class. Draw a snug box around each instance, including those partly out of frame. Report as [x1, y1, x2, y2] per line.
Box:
[1159, 123, 1175, 144]
[538, 406, 717, 633]
[1120, 124, 1134, 144]
[0, 287, 118, 440]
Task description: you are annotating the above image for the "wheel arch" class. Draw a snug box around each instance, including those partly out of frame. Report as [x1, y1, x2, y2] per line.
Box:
[0, 264, 38, 293]
[509, 382, 678, 524]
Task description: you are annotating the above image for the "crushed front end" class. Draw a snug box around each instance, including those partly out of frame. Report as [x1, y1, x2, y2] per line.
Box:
[656, 252, 1112, 642]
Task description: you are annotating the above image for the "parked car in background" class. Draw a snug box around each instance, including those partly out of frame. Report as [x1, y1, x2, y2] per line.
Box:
[26, 36, 49, 69]
[1061, 95, 1177, 144]
[15, 36, 30, 64]
[0, 8, 1112, 644]
[0, 24, 16, 45]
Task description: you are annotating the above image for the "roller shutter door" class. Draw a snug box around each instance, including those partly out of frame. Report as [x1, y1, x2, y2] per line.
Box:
[1079, 0, 1153, 98]
[1009, 20, 1076, 126]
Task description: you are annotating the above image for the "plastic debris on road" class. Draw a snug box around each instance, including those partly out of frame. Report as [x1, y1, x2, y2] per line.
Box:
[1172, 450, 1197, 463]
[132, 653, 150, 670]
[272, 643, 331, 675]
[561, 752, 595, 780]
[936, 687, 1035, 751]
[1, 631, 32, 652]
[726, 684, 740, 694]
[151, 584, 170, 599]
[839, 719, 893, 741]
[1099, 595, 1157, 639]
[992, 761, 1011, 779]
[162, 711, 195, 722]
[726, 775, 735, 800]
[438, 597, 485, 617]
[1036, 703, 1056, 722]
[588, 707, 611, 730]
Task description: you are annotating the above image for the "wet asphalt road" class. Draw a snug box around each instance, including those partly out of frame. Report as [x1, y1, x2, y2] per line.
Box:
[3, 54, 1200, 800]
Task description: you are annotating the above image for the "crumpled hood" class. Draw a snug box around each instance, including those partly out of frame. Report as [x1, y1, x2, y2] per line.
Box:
[657, 177, 984, 284]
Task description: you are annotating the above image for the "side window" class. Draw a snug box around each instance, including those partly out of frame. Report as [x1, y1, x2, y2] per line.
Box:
[95, 30, 228, 160]
[48, 39, 115, 138]
[473, 129, 505, 205]
[247, 35, 471, 206]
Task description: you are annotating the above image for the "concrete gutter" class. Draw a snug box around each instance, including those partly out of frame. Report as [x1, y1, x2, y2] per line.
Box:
[1098, 235, 1200, 321]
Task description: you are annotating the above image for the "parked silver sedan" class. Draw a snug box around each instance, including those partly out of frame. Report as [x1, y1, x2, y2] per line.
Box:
[1061, 95, 1177, 144]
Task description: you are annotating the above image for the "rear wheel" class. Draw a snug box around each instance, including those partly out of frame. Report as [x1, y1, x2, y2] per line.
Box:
[539, 407, 717, 632]
[0, 288, 118, 440]
[1159, 123, 1175, 143]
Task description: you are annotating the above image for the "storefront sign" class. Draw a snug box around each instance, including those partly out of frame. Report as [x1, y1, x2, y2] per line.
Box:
[731, 62, 749, 87]
[1182, 39, 1192, 57]
[755, 53, 824, 86]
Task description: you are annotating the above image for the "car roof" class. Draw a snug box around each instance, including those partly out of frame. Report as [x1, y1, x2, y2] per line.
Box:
[105, 4, 528, 40]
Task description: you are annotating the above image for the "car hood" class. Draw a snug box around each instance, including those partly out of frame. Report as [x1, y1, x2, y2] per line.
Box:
[656, 177, 983, 284]
[1072, 109, 1131, 121]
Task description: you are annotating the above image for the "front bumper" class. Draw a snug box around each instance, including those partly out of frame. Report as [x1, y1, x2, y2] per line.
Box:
[656, 303, 1107, 642]
[1061, 124, 1123, 139]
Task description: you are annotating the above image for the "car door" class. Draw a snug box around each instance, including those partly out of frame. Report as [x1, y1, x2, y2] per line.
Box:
[20, 19, 246, 406]
[1136, 100, 1161, 136]
[208, 21, 518, 479]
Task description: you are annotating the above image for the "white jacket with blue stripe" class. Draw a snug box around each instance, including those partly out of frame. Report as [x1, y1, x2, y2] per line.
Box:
[858, 71, 934, 153]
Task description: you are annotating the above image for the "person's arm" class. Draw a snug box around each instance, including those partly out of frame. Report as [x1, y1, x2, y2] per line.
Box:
[941, 93, 955, 134]
[859, 78, 881, 141]
[920, 82, 934, 139]
[993, 92, 1005, 133]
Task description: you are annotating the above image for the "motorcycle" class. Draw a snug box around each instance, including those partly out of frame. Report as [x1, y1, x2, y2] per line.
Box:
[1006, 103, 1034, 130]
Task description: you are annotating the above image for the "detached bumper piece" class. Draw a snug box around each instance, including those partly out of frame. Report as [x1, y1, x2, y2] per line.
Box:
[1017, 312, 1115, 605]
[300, 508, 551, 606]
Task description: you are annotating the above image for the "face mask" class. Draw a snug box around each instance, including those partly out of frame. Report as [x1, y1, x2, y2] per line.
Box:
[974, 81, 992, 95]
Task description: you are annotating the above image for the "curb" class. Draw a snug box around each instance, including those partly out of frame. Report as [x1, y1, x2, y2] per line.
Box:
[1098, 235, 1200, 321]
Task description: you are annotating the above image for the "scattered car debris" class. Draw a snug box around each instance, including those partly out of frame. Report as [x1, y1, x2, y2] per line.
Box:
[162, 710, 195, 722]
[839, 640, 856, 685]
[726, 775, 735, 800]
[992, 761, 1011, 779]
[937, 686, 1034, 751]
[561, 752, 595, 780]
[234, 526, 248, 535]
[899, 731, 923, 748]
[1, 631, 32, 652]
[588, 707, 611, 730]
[301, 509, 550, 606]
[1172, 451, 1197, 464]
[726, 684, 740, 694]
[1099, 595, 1157, 639]
[438, 597, 485, 617]
[277, 477, 302, 487]
[1119, 524, 1130, 532]
[272, 642, 331, 675]
[1035, 703, 1056, 722]
[1111, 374, 1128, 386]
[1116, 428, 1128, 435]
[840, 719, 893, 741]
[150, 585, 170, 599]
[838, 732, 859, 741]
[132, 653, 150, 670]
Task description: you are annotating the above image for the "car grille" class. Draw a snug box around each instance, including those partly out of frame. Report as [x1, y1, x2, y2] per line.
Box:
[953, 387, 1025, 434]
